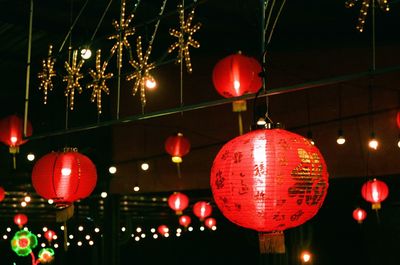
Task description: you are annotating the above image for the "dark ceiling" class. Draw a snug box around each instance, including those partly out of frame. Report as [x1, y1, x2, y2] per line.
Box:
[0, 0, 400, 264]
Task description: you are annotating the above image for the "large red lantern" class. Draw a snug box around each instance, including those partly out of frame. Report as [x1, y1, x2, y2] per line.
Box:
[168, 192, 189, 215]
[361, 178, 389, 210]
[178, 215, 191, 228]
[164, 133, 190, 163]
[204, 217, 217, 230]
[0, 186, 5, 202]
[193, 201, 212, 221]
[212, 52, 262, 98]
[352, 207, 367, 224]
[31, 148, 97, 207]
[210, 128, 329, 253]
[14, 213, 28, 229]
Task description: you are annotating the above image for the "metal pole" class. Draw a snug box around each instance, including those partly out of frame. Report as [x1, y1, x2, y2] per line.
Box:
[23, 0, 34, 137]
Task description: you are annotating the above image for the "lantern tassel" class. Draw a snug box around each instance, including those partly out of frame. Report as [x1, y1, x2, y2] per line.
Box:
[176, 163, 182, 179]
[63, 221, 68, 252]
[232, 100, 247, 135]
[258, 231, 286, 254]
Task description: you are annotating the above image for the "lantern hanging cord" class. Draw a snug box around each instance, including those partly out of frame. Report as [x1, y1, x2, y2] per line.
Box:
[89, 0, 114, 43]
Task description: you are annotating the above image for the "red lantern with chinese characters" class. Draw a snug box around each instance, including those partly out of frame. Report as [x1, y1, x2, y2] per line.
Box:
[212, 52, 262, 98]
[210, 127, 329, 253]
[193, 201, 212, 221]
[204, 217, 217, 230]
[361, 178, 389, 210]
[352, 208, 367, 224]
[157, 225, 169, 236]
[14, 213, 28, 229]
[164, 133, 190, 163]
[178, 215, 191, 228]
[44, 230, 56, 243]
[31, 148, 97, 208]
[0, 186, 5, 202]
[168, 192, 189, 215]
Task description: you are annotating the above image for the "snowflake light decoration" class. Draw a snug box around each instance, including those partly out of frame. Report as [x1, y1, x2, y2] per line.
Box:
[345, 0, 390, 32]
[126, 36, 156, 108]
[87, 50, 113, 114]
[168, 4, 201, 73]
[38, 45, 56, 104]
[63, 50, 85, 110]
[108, 0, 135, 68]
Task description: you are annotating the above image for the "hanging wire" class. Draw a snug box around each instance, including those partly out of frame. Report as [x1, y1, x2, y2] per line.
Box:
[89, 0, 114, 43]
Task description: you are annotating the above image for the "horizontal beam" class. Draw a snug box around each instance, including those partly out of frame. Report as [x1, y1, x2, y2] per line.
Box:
[25, 64, 400, 141]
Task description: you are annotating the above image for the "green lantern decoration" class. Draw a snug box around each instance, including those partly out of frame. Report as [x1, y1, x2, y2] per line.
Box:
[38, 248, 55, 263]
[11, 230, 38, 257]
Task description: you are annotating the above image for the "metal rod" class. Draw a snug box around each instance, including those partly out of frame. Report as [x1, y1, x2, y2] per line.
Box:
[23, 0, 34, 137]
[24, 65, 400, 141]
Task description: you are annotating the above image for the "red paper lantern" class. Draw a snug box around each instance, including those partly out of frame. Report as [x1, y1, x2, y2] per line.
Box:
[212, 52, 262, 98]
[14, 213, 28, 228]
[165, 133, 190, 163]
[178, 215, 191, 228]
[352, 208, 367, 224]
[0, 115, 32, 154]
[31, 148, 97, 207]
[361, 178, 389, 210]
[157, 225, 169, 236]
[193, 201, 212, 221]
[396, 111, 400, 129]
[204, 217, 217, 229]
[44, 230, 56, 242]
[210, 128, 329, 253]
[0, 186, 5, 202]
[168, 192, 189, 215]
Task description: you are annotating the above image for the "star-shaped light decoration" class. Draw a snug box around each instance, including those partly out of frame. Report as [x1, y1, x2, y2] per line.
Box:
[345, 0, 390, 32]
[87, 50, 113, 114]
[168, 4, 201, 73]
[63, 50, 85, 110]
[38, 45, 57, 104]
[126, 36, 156, 108]
[108, 0, 135, 68]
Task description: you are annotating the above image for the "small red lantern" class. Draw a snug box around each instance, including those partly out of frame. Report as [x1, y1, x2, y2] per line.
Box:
[193, 201, 212, 221]
[210, 127, 329, 253]
[352, 208, 367, 224]
[31, 148, 97, 207]
[0, 186, 5, 202]
[164, 133, 190, 163]
[157, 225, 169, 236]
[178, 215, 191, 228]
[14, 213, 28, 229]
[44, 230, 56, 243]
[361, 178, 389, 210]
[212, 52, 262, 98]
[396, 111, 400, 129]
[204, 217, 217, 229]
[168, 192, 189, 215]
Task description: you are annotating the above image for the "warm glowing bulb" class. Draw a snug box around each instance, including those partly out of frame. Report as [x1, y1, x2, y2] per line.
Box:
[150, 228, 156, 233]
[85, 235, 90, 240]
[109, 166, 117, 174]
[61, 168, 71, 176]
[69, 235, 74, 239]
[77, 241, 82, 246]
[6, 227, 11, 232]
[141, 162, 149, 171]
[336, 136, 346, 145]
[136, 227, 142, 233]
[145, 77, 157, 89]
[27, 153, 35, 161]
[133, 185, 140, 192]
[81, 48, 92, 59]
[121, 227, 126, 232]
[48, 199, 54, 205]
[301, 251, 312, 263]
[54, 243, 59, 248]
[257, 118, 266, 126]
[24, 196, 31, 202]
[21, 201, 27, 207]
[397, 139, 400, 148]
[369, 138, 378, 150]
[135, 236, 140, 241]
[200, 226, 205, 231]
[100, 192, 108, 198]
[78, 226, 84, 231]
[94, 228, 100, 233]
[153, 234, 158, 239]
[188, 226, 193, 232]
[41, 243, 46, 248]
[10, 136, 17, 144]
[42, 227, 48, 232]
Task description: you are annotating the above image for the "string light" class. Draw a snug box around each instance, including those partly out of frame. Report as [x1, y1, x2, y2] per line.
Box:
[80, 47, 92, 60]
[63, 50, 85, 110]
[336, 129, 346, 145]
[27, 153, 35, 161]
[38, 45, 56, 104]
[368, 133, 378, 150]
[345, 0, 390, 32]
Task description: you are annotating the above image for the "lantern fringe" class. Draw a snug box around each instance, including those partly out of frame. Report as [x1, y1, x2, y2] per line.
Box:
[258, 231, 285, 254]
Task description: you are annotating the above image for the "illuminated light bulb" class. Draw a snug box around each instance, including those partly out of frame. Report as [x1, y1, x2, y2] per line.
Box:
[257, 118, 266, 126]
[80, 48, 92, 60]
[27, 153, 35, 161]
[188, 226, 193, 232]
[141, 162, 149, 171]
[397, 139, 400, 148]
[164, 233, 169, 238]
[77, 241, 82, 246]
[176, 233, 181, 237]
[37, 234, 41, 238]
[48, 199, 54, 205]
[368, 134, 378, 150]
[85, 235, 90, 240]
[60, 225, 64, 231]
[131, 234, 134, 237]
[10, 136, 17, 144]
[199, 226, 205, 231]
[211, 225, 217, 231]
[171, 156, 182, 163]
[176, 228, 182, 233]
[41, 243, 46, 248]
[78, 226, 84, 231]
[337, 136, 346, 145]
[3, 235, 7, 239]
[134, 236, 140, 242]
[53, 235, 57, 240]
[54, 243, 59, 248]
[153, 234, 158, 239]
[21, 201, 27, 207]
[42, 227, 48, 232]
[61, 167, 71, 176]
[6, 227, 11, 232]
[67, 242, 70, 246]
[100, 192, 108, 198]
[24, 196, 31, 202]
[150, 228, 156, 233]
[69, 235, 74, 239]
[109, 166, 117, 174]
[140, 233, 145, 238]
[136, 227, 142, 233]
[94, 228, 100, 233]
[89, 240, 94, 246]
[121, 227, 126, 232]
[300, 250, 312, 263]
[133, 185, 140, 192]
[145, 77, 157, 89]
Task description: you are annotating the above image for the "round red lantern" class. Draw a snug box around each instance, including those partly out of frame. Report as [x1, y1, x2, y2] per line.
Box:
[352, 207, 367, 224]
[168, 192, 189, 215]
[210, 127, 329, 253]
[204, 217, 217, 229]
[178, 215, 191, 228]
[14, 213, 28, 229]
[0, 186, 5, 202]
[164, 133, 190, 163]
[0, 115, 32, 153]
[193, 201, 212, 221]
[396, 111, 400, 129]
[157, 225, 169, 236]
[212, 52, 262, 98]
[31, 148, 97, 207]
[44, 230, 56, 243]
[361, 178, 388, 210]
